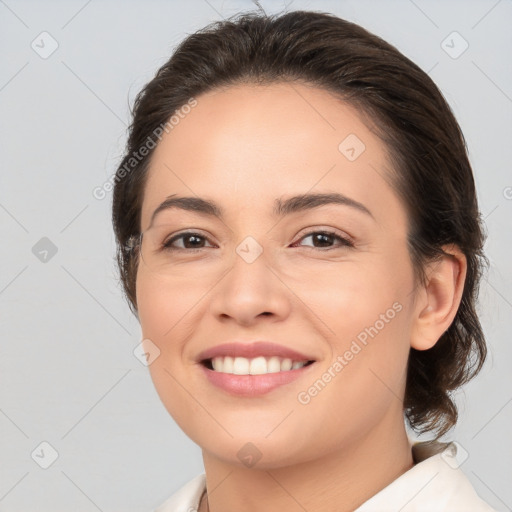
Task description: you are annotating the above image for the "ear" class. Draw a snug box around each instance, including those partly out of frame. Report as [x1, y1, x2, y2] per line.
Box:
[410, 244, 467, 351]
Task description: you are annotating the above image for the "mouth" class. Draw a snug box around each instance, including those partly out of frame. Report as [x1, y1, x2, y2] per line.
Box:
[201, 356, 315, 375]
[196, 341, 318, 396]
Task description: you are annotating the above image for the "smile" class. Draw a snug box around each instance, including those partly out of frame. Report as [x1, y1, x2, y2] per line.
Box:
[196, 341, 317, 396]
[203, 356, 314, 375]
[199, 358, 316, 396]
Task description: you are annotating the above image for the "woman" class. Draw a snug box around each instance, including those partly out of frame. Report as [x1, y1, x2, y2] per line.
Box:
[112, 9, 496, 512]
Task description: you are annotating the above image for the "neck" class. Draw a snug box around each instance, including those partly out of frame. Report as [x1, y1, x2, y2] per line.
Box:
[200, 413, 414, 512]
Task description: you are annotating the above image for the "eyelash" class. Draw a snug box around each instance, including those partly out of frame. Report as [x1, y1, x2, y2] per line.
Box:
[162, 230, 354, 252]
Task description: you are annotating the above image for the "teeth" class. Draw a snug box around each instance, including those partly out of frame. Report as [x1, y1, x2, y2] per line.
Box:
[249, 356, 267, 375]
[209, 356, 310, 375]
[223, 356, 234, 373]
[233, 357, 249, 375]
[281, 358, 293, 371]
[267, 356, 281, 373]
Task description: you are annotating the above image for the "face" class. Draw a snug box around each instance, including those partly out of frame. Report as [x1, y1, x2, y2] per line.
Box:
[136, 82, 417, 468]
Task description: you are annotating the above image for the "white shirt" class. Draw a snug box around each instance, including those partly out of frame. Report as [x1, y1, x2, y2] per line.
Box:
[154, 441, 497, 511]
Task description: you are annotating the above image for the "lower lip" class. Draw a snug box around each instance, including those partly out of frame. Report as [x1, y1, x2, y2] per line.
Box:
[199, 363, 315, 396]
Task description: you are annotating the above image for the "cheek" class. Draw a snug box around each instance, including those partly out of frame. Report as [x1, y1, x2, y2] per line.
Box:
[293, 280, 411, 457]
[136, 269, 210, 435]
[292, 255, 410, 343]
[298, 252, 414, 402]
[136, 266, 209, 341]
[135, 270, 190, 391]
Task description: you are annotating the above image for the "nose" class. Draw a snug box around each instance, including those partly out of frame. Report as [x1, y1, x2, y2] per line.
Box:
[209, 245, 292, 327]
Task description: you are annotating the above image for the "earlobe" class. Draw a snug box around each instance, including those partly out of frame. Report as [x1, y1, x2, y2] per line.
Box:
[410, 245, 467, 351]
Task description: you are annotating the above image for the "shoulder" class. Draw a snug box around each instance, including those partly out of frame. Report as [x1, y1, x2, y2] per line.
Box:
[355, 441, 497, 512]
[154, 473, 206, 512]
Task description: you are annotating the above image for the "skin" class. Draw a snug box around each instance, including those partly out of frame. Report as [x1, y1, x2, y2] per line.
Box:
[135, 82, 466, 512]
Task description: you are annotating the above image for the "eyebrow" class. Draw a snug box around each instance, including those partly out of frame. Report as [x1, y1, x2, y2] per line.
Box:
[149, 192, 374, 227]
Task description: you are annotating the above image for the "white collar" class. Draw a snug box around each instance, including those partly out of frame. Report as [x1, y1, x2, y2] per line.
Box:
[155, 441, 496, 511]
[355, 441, 496, 511]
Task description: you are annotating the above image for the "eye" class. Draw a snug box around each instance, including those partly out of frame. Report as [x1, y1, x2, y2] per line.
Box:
[163, 231, 215, 250]
[292, 230, 354, 250]
[159, 229, 353, 252]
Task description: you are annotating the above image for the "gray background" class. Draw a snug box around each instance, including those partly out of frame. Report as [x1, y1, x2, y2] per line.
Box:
[0, 0, 511, 510]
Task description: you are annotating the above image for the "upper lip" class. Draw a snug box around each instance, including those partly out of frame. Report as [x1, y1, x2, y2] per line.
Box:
[196, 341, 316, 363]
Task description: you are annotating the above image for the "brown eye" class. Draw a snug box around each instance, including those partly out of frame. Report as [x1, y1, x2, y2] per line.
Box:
[293, 230, 354, 250]
[163, 232, 215, 250]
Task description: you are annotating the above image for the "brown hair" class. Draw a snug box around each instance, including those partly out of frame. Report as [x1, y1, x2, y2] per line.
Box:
[112, 10, 488, 437]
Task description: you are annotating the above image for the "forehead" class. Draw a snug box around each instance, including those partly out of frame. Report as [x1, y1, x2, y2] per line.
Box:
[140, 82, 406, 234]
